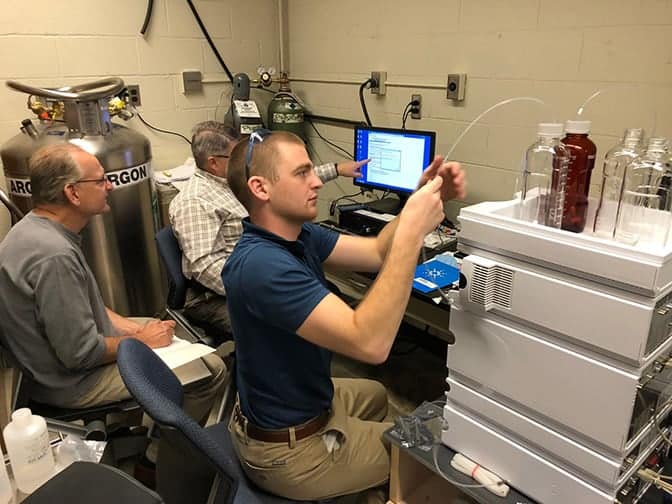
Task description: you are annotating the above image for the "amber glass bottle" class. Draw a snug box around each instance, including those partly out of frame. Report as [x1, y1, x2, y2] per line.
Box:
[561, 120, 597, 232]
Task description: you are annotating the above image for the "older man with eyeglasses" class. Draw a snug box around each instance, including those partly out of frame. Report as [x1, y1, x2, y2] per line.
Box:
[169, 121, 368, 342]
[223, 130, 465, 503]
[0, 143, 227, 422]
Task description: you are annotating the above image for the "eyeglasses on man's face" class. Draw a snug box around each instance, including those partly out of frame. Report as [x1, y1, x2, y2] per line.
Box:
[245, 128, 272, 179]
[74, 176, 109, 186]
[210, 154, 230, 159]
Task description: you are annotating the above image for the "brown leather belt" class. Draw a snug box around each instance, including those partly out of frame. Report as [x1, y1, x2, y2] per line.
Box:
[235, 408, 330, 443]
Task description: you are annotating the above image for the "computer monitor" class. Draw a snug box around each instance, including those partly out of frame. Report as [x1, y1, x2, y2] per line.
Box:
[353, 126, 436, 213]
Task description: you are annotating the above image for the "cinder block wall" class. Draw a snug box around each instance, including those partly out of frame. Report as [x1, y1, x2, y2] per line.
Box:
[0, 0, 279, 237]
[1, 1, 670, 235]
[287, 0, 672, 222]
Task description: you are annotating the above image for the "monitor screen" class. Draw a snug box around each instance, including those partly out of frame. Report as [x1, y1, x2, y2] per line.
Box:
[353, 126, 436, 195]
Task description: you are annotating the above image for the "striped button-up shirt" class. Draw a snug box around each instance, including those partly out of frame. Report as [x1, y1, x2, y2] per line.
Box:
[169, 163, 338, 295]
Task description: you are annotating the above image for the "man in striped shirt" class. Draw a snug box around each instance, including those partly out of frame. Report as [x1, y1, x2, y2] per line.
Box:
[169, 121, 366, 341]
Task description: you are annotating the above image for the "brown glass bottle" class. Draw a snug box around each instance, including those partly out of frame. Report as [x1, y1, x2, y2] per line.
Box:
[561, 120, 597, 232]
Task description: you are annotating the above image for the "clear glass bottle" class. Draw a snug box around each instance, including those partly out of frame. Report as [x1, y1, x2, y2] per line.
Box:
[593, 128, 645, 237]
[516, 123, 569, 228]
[615, 137, 671, 248]
[561, 120, 597, 233]
[3, 408, 55, 494]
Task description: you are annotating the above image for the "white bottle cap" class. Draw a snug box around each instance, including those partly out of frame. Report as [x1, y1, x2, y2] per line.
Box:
[11, 408, 31, 425]
[565, 120, 591, 134]
[538, 123, 564, 137]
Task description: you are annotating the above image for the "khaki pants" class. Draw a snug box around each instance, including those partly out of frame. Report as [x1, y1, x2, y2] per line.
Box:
[230, 378, 393, 503]
[61, 354, 228, 424]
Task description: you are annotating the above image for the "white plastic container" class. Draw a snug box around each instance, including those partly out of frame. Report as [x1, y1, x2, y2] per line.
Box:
[3, 408, 55, 494]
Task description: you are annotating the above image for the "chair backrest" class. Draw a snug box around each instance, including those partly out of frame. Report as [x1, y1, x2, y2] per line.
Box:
[155, 226, 188, 309]
[117, 339, 239, 486]
[23, 461, 164, 504]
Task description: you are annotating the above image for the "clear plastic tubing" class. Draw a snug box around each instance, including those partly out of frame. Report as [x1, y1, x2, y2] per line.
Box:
[443, 97, 550, 163]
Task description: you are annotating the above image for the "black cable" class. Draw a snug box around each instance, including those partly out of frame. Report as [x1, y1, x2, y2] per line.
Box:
[333, 190, 365, 200]
[140, 0, 154, 35]
[359, 78, 374, 127]
[305, 113, 366, 128]
[329, 191, 366, 216]
[401, 101, 413, 130]
[330, 190, 366, 209]
[185, 0, 235, 82]
[306, 120, 354, 159]
[134, 110, 191, 145]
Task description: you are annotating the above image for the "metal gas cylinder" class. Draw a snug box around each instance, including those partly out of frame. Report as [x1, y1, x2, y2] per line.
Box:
[267, 74, 305, 140]
[1, 78, 163, 316]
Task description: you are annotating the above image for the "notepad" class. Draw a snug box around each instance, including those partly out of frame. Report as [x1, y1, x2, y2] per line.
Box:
[153, 336, 214, 370]
[413, 259, 460, 294]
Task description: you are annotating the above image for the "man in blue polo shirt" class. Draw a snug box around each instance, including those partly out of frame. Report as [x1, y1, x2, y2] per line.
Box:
[224, 130, 465, 503]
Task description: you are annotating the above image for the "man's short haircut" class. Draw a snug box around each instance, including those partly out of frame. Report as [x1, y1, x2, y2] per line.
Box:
[29, 144, 85, 206]
[227, 130, 305, 210]
[191, 121, 240, 170]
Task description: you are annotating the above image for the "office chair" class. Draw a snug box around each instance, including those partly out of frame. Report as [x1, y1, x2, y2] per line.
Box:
[0, 334, 145, 463]
[155, 226, 228, 347]
[23, 461, 164, 504]
[117, 338, 299, 504]
[15, 376, 141, 442]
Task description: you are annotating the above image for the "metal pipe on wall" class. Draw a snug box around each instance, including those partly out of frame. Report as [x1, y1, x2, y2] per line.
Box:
[277, 0, 289, 75]
[290, 76, 446, 90]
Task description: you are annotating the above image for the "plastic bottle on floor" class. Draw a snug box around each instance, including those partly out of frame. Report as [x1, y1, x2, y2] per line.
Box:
[3, 408, 55, 494]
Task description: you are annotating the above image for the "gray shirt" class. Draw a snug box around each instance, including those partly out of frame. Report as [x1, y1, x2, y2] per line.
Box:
[0, 212, 114, 404]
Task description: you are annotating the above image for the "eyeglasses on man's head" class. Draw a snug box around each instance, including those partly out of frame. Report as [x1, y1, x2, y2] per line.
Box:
[245, 128, 272, 179]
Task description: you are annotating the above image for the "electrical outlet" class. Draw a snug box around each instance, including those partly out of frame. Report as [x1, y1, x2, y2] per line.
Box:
[370, 71, 387, 95]
[181, 70, 203, 94]
[127, 85, 141, 107]
[447, 73, 467, 101]
[411, 94, 422, 120]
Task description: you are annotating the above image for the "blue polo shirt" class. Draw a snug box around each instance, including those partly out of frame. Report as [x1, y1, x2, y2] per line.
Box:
[223, 219, 339, 429]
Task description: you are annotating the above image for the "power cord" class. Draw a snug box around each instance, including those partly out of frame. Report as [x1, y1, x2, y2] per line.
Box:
[140, 0, 154, 35]
[306, 120, 354, 159]
[131, 107, 191, 145]
[401, 98, 421, 130]
[401, 103, 413, 130]
[359, 78, 374, 126]
[186, 0, 234, 82]
[329, 190, 366, 216]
